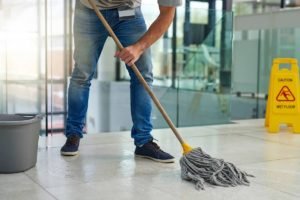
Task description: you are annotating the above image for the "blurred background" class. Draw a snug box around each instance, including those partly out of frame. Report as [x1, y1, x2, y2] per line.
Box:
[0, 0, 300, 136]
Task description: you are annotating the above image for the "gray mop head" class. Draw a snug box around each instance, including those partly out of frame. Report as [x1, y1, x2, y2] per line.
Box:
[180, 147, 254, 190]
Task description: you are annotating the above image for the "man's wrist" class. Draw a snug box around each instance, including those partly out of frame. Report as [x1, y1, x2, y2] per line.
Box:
[135, 41, 148, 53]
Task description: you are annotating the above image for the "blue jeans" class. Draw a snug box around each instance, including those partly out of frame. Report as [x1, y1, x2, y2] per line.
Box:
[66, 1, 153, 146]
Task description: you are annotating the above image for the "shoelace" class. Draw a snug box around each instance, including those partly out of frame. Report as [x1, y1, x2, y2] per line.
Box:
[148, 141, 168, 154]
[149, 141, 160, 150]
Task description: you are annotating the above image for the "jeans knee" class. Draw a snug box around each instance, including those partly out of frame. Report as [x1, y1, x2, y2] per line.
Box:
[130, 71, 153, 86]
[70, 64, 94, 87]
[142, 71, 153, 84]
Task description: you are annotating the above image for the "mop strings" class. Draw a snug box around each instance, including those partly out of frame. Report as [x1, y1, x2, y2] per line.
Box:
[180, 147, 254, 190]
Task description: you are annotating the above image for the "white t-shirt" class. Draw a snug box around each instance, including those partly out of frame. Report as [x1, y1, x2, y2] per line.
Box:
[80, 0, 182, 9]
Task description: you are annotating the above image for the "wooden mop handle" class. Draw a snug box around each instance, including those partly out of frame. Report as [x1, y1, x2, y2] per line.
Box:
[87, 0, 185, 145]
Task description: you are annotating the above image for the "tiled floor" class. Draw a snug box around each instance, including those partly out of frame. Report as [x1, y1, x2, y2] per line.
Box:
[1, 119, 300, 200]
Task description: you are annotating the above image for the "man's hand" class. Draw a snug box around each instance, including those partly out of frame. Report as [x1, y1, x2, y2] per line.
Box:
[114, 43, 144, 66]
[115, 6, 175, 67]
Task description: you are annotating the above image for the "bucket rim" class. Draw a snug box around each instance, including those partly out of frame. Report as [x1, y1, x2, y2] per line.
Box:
[0, 114, 43, 126]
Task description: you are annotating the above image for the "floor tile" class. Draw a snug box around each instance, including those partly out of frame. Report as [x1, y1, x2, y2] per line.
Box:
[2, 119, 300, 199]
[0, 173, 55, 200]
[242, 158, 300, 197]
[46, 178, 175, 200]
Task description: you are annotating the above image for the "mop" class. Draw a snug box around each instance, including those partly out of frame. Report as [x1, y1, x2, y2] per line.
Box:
[87, 0, 254, 190]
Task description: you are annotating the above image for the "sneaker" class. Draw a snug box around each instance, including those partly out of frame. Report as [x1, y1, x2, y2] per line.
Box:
[135, 141, 175, 163]
[60, 135, 80, 156]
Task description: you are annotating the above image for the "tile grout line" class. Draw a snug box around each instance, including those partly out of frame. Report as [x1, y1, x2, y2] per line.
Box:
[239, 155, 300, 166]
[236, 132, 300, 149]
[177, 132, 234, 139]
[254, 181, 300, 198]
[182, 130, 264, 140]
[24, 173, 59, 200]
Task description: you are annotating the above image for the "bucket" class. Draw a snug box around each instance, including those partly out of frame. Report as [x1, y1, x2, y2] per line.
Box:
[0, 114, 42, 173]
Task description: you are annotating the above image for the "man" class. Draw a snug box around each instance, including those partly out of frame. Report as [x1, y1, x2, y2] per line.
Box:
[61, 0, 182, 163]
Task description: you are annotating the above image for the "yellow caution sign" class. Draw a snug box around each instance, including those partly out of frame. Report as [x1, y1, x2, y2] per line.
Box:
[265, 58, 300, 133]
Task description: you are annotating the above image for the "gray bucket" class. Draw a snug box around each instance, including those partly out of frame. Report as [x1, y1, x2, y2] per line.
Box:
[0, 114, 42, 173]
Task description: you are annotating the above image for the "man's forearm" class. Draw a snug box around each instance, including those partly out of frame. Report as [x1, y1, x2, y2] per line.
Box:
[135, 6, 175, 51]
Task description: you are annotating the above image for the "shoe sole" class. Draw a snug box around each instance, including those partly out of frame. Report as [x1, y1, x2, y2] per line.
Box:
[61, 151, 79, 156]
[135, 154, 175, 163]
